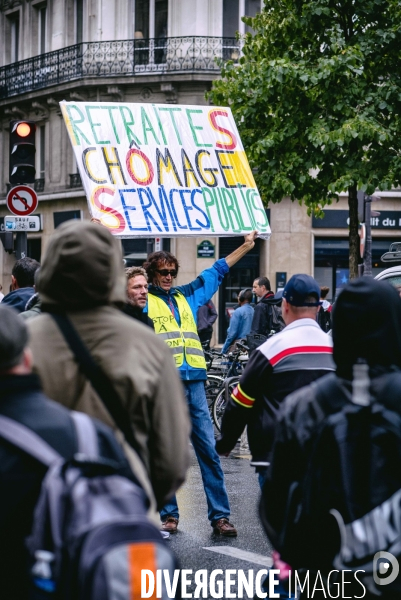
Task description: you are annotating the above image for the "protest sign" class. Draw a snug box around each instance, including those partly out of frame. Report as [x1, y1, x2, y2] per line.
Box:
[60, 101, 271, 239]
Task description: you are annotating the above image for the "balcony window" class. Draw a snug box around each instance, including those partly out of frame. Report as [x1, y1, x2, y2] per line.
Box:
[9, 15, 20, 63]
[76, 0, 84, 44]
[38, 6, 47, 54]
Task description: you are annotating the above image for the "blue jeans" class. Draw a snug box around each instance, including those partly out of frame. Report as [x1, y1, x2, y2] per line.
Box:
[160, 380, 231, 526]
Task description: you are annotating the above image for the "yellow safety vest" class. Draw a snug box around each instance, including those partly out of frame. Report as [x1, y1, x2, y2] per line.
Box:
[148, 293, 207, 370]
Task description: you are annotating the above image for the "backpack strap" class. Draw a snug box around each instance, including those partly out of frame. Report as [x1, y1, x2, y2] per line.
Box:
[50, 313, 144, 465]
[70, 411, 99, 457]
[0, 415, 61, 466]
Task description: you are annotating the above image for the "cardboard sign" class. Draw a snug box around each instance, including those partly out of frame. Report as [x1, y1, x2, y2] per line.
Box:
[60, 101, 271, 239]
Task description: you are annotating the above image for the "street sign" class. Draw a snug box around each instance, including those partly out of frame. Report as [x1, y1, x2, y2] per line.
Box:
[197, 240, 215, 258]
[6, 185, 38, 216]
[4, 215, 41, 232]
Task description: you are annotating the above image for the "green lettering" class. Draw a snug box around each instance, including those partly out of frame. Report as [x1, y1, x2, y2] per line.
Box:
[152, 104, 167, 145]
[202, 187, 216, 233]
[141, 107, 160, 145]
[85, 106, 110, 144]
[119, 106, 142, 146]
[66, 105, 91, 145]
[186, 109, 212, 148]
[221, 188, 241, 232]
[159, 107, 182, 145]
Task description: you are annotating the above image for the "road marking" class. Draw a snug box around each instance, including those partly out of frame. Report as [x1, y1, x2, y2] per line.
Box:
[203, 546, 273, 567]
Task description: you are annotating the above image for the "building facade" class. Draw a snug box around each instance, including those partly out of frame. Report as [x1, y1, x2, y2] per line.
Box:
[0, 0, 400, 340]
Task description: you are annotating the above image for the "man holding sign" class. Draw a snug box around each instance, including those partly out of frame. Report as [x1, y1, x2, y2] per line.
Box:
[144, 230, 258, 536]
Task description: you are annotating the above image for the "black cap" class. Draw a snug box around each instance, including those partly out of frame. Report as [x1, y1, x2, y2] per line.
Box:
[283, 274, 321, 307]
[0, 305, 28, 371]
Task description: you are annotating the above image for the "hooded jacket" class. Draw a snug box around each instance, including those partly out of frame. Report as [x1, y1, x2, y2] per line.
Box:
[261, 278, 401, 570]
[27, 221, 190, 512]
[2, 287, 35, 313]
[249, 291, 285, 338]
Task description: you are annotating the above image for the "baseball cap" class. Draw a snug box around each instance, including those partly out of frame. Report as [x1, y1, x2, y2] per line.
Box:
[283, 274, 321, 307]
[0, 305, 29, 371]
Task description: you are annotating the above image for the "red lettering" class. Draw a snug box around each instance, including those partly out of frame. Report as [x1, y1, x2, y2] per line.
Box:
[208, 109, 237, 150]
[126, 149, 154, 185]
[91, 186, 125, 233]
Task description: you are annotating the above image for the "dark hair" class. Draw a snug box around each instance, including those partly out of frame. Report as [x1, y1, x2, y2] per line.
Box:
[143, 251, 179, 284]
[239, 289, 253, 303]
[320, 286, 330, 299]
[12, 257, 40, 288]
[255, 276, 271, 291]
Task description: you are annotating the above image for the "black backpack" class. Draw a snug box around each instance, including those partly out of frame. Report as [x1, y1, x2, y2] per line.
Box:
[0, 412, 179, 600]
[247, 303, 285, 353]
[266, 370, 401, 595]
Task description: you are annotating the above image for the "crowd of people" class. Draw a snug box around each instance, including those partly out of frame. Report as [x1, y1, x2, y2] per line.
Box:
[0, 221, 400, 599]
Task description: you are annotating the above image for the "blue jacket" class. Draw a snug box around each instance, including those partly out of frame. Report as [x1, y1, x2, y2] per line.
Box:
[221, 303, 254, 354]
[148, 258, 229, 381]
[2, 288, 35, 313]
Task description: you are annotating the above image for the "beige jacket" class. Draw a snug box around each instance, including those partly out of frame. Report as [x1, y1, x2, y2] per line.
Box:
[27, 221, 190, 512]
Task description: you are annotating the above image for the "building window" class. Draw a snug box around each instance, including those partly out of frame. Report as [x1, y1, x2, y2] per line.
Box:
[27, 238, 42, 263]
[53, 210, 82, 229]
[76, 0, 84, 44]
[135, 0, 150, 39]
[38, 6, 47, 54]
[10, 15, 20, 62]
[223, 0, 239, 38]
[244, 0, 261, 34]
[134, 0, 168, 39]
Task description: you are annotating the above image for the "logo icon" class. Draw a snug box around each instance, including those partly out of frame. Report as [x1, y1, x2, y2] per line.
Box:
[373, 551, 399, 586]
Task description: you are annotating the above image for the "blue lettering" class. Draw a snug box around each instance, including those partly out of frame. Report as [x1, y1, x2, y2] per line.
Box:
[137, 188, 162, 232]
[119, 189, 148, 231]
[191, 189, 210, 229]
[179, 190, 201, 231]
[169, 189, 188, 230]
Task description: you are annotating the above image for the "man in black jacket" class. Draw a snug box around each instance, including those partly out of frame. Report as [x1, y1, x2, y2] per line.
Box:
[0, 305, 135, 600]
[261, 278, 401, 598]
[216, 274, 334, 488]
[248, 276, 285, 352]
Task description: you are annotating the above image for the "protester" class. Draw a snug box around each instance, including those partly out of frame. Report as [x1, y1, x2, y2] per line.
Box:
[2, 257, 39, 313]
[197, 299, 218, 348]
[221, 289, 254, 354]
[144, 231, 258, 536]
[123, 266, 154, 329]
[27, 221, 190, 516]
[216, 274, 335, 489]
[260, 277, 401, 598]
[0, 304, 136, 600]
[316, 285, 332, 332]
[248, 276, 285, 353]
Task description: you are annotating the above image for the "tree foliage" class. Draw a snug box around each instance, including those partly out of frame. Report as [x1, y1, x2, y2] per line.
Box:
[209, 0, 401, 277]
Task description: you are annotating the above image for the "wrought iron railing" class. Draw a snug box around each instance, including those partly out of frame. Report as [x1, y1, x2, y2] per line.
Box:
[69, 173, 82, 188]
[0, 37, 241, 100]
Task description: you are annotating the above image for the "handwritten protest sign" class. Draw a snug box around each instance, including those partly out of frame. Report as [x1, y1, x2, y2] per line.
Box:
[60, 101, 271, 239]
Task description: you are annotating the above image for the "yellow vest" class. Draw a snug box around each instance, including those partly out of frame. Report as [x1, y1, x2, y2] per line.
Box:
[148, 293, 207, 370]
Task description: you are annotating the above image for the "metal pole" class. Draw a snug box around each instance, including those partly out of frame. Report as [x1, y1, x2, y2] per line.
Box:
[363, 195, 372, 277]
[15, 232, 27, 260]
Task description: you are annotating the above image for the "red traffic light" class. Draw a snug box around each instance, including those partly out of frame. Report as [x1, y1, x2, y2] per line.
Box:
[16, 122, 32, 137]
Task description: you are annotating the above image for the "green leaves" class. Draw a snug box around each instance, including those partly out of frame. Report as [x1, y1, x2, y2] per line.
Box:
[209, 0, 401, 215]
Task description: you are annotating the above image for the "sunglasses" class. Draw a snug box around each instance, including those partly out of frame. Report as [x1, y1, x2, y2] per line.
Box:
[156, 269, 178, 278]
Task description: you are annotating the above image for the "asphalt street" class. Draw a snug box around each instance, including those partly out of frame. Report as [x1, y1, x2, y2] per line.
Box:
[165, 443, 273, 599]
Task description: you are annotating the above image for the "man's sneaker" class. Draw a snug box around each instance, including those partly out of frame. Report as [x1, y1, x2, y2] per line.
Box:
[161, 516, 179, 534]
[213, 518, 237, 537]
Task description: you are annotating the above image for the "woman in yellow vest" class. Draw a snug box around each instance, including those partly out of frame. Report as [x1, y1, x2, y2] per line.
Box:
[144, 231, 257, 536]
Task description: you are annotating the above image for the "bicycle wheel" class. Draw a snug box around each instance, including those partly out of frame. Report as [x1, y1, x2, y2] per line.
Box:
[204, 375, 224, 419]
[212, 379, 238, 432]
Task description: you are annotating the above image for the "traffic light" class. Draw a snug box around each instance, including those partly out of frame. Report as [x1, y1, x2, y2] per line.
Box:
[9, 120, 36, 184]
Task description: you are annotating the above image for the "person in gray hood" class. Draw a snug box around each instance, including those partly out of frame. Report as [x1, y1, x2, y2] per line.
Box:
[260, 277, 401, 598]
[27, 220, 190, 516]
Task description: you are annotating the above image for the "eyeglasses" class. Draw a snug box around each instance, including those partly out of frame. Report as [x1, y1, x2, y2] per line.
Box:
[156, 269, 177, 278]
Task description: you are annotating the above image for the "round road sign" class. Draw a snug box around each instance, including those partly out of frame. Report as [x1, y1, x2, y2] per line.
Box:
[7, 185, 38, 216]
